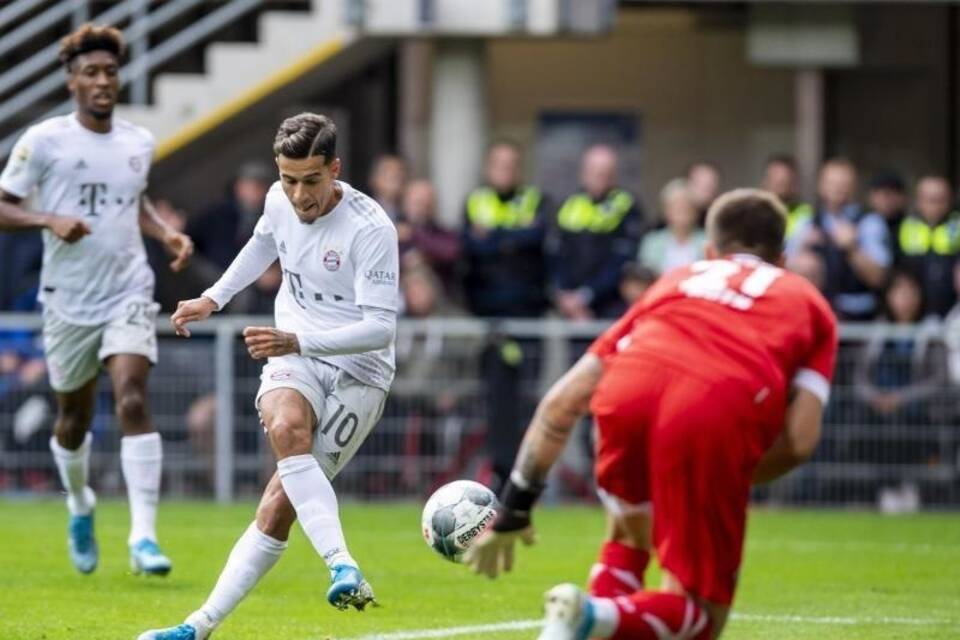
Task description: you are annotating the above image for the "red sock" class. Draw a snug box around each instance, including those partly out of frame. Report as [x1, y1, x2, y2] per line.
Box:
[608, 591, 712, 640]
[588, 541, 650, 597]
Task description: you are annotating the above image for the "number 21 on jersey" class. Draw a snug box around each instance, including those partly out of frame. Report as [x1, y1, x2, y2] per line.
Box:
[679, 258, 782, 310]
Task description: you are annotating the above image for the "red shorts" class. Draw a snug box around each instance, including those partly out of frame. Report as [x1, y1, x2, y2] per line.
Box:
[591, 356, 774, 605]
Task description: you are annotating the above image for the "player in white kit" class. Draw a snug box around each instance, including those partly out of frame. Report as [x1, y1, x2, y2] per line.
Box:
[139, 113, 399, 640]
[0, 25, 192, 576]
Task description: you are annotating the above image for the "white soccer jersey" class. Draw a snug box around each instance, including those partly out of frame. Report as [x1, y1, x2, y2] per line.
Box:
[206, 180, 399, 391]
[0, 113, 155, 325]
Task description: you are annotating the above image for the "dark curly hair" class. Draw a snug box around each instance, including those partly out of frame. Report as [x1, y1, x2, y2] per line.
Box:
[59, 23, 125, 69]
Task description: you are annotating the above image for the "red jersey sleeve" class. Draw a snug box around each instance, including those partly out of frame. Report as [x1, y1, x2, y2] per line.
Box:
[791, 288, 838, 405]
[588, 301, 646, 359]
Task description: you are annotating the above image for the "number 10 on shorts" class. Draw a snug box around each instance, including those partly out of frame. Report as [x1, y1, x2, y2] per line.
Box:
[321, 403, 359, 448]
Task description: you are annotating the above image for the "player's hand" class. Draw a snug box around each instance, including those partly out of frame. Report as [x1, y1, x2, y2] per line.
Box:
[163, 230, 194, 272]
[464, 526, 536, 579]
[46, 215, 91, 243]
[243, 326, 300, 360]
[171, 297, 218, 337]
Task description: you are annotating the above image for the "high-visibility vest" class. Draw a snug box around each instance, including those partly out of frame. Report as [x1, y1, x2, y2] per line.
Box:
[556, 189, 634, 234]
[785, 202, 813, 239]
[898, 213, 960, 256]
[466, 186, 541, 229]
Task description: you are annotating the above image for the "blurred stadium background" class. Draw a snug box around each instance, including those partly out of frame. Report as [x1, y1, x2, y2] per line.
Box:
[2, 0, 960, 514]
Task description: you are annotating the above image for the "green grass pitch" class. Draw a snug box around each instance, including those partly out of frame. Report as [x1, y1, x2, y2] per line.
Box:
[0, 500, 957, 639]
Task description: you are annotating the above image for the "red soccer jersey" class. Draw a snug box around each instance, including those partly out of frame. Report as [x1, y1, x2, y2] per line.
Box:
[589, 254, 838, 425]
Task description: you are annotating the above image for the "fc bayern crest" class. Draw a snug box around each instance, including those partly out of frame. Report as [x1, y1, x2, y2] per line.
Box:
[323, 250, 342, 271]
[129, 156, 143, 172]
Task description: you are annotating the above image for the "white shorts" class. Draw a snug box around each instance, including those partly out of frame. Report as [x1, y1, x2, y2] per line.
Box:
[256, 355, 387, 479]
[42, 300, 159, 393]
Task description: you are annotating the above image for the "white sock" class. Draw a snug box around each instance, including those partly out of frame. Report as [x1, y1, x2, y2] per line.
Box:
[121, 432, 163, 545]
[589, 597, 620, 638]
[189, 522, 286, 633]
[49, 432, 96, 515]
[277, 454, 357, 570]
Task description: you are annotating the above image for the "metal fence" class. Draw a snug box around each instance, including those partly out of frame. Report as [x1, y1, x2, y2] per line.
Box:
[1, 314, 958, 510]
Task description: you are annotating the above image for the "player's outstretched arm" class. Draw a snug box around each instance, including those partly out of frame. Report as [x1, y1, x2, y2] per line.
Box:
[465, 353, 604, 578]
[0, 190, 90, 242]
[139, 196, 194, 272]
[752, 387, 824, 485]
[170, 296, 218, 338]
[199, 220, 279, 315]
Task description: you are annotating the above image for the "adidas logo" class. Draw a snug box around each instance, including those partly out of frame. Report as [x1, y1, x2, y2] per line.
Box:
[279, 241, 287, 253]
[73, 159, 88, 170]
[326, 451, 341, 464]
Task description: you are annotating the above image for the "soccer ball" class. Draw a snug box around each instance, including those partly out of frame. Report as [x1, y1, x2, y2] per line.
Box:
[421, 480, 499, 562]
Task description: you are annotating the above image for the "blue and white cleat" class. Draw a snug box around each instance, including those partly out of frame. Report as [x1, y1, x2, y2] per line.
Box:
[326, 564, 377, 611]
[68, 512, 98, 574]
[537, 584, 595, 640]
[138, 611, 215, 640]
[136, 624, 198, 640]
[130, 538, 173, 576]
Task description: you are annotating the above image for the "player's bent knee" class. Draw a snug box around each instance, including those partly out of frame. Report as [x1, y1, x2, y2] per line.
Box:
[54, 415, 89, 449]
[54, 405, 93, 449]
[116, 390, 147, 423]
[267, 416, 313, 457]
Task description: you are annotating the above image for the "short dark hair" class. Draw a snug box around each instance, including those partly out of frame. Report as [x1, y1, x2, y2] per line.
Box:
[868, 170, 906, 193]
[273, 113, 337, 162]
[881, 269, 926, 322]
[706, 188, 787, 263]
[59, 23, 125, 69]
[621, 261, 659, 285]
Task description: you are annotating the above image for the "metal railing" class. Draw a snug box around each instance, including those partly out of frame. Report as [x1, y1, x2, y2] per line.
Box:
[1, 313, 957, 509]
[0, 0, 271, 158]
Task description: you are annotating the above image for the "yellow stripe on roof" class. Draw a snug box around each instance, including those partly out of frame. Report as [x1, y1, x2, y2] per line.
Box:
[155, 37, 346, 161]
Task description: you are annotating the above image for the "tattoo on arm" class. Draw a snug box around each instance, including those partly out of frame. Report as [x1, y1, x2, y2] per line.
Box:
[509, 354, 604, 490]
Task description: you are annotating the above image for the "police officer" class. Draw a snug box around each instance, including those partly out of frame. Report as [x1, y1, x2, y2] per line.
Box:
[867, 170, 909, 243]
[898, 176, 960, 317]
[787, 159, 891, 320]
[549, 144, 644, 320]
[462, 141, 547, 318]
[762, 154, 812, 240]
[462, 140, 548, 493]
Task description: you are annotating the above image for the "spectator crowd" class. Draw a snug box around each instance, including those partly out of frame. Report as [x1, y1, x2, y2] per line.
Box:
[4, 143, 958, 327]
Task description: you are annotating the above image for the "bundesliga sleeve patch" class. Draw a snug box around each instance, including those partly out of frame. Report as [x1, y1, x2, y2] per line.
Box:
[7, 143, 30, 176]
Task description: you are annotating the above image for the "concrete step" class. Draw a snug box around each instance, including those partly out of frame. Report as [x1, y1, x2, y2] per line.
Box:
[116, 0, 352, 143]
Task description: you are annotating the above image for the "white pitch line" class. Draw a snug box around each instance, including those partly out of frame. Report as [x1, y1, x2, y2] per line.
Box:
[732, 612, 948, 626]
[349, 619, 541, 639]
[748, 539, 960, 554]
[344, 611, 951, 640]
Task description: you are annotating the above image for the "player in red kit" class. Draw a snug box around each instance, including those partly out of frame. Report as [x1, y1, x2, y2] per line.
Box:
[466, 189, 838, 639]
